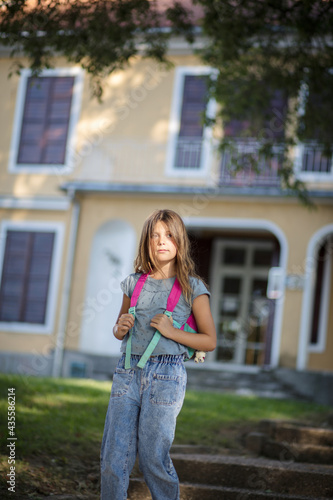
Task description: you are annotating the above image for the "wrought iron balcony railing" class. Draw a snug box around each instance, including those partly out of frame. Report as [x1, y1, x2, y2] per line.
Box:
[219, 139, 284, 188]
[297, 142, 333, 175]
[74, 138, 332, 188]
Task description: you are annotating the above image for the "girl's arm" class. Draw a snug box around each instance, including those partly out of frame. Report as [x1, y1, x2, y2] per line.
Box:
[113, 294, 135, 340]
[150, 294, 217, 352]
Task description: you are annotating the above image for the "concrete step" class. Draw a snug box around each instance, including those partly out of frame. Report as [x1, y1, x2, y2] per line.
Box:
[185, 366, 303, 400]
[259, 420, 333, 447]
[172, 454, 333, 497]
[245, 420, 333, 465]
[128, 477, 330, 500]
[128, 453, 333, 499]
[246, 433, 333, 465]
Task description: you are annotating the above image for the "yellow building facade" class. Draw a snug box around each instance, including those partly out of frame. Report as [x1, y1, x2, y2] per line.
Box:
[0, 46, 332, 386]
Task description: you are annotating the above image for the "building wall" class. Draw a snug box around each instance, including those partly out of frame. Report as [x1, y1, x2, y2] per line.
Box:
[63, 194, 333, 370]
[0, 51, 332, 374]
[0, 54, 214, 197]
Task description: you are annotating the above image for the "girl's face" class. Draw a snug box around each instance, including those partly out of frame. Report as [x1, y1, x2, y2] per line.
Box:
[150, 221, 177, 266]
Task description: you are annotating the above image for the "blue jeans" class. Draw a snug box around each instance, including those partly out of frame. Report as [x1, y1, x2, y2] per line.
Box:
[100, 354, 187, 500]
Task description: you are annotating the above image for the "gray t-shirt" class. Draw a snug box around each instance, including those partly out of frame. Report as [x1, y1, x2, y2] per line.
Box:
[120, 273, 210, 357]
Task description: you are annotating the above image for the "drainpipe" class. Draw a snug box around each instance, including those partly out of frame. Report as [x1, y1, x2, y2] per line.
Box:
[52, 190, 80, 377]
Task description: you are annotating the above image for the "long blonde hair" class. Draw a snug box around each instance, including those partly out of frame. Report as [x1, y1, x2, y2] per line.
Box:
[134, 209, 203, 304]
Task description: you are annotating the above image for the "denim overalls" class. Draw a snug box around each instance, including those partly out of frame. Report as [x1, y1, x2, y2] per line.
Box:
[101, 274, 192, 500]
[100, 353, 187, 499]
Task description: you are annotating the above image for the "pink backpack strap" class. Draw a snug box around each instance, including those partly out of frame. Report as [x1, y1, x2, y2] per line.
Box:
[130, 273, 148, 307]
[181, 313, 197, 331]
[166, 278, 182, 312]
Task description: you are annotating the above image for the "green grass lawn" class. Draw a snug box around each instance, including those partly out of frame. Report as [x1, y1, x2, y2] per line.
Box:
[0, 373, 331, 499]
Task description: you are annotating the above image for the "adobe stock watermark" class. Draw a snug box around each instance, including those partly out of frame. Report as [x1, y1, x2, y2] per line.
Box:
[7, 387, 17, 494]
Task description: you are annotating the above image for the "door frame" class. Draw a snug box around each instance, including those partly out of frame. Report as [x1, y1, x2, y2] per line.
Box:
[297, 224, 333, 370]
[210, 238, 276, 366]
[184, 217, 288, 368]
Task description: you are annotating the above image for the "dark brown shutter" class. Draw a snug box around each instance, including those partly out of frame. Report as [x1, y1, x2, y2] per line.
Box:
[310, 241, 327, 344]
[17, 76, 75, 165]
[179, 75, 207, 137]
[175, 75, 208, 169]
[0, 231, 55, 324]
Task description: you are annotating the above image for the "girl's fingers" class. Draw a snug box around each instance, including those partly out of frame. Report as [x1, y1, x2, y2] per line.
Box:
[119, 314, 135, 327]
[150, 314, 172, 329]
[151, 314, 172, 323]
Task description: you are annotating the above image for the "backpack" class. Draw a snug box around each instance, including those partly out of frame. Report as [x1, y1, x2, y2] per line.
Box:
[124, 273, 198, 369]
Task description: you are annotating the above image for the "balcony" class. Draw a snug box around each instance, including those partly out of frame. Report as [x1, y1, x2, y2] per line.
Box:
[219, 140, 283, 188]
[73, 138, 333, 191]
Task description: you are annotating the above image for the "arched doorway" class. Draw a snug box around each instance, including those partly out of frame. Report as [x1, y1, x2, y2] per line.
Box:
[185, 217, 288, 368]
[79, 219, 136, 355]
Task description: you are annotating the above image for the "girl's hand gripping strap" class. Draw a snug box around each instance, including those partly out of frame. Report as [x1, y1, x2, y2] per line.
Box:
[125, 274, 148, 369]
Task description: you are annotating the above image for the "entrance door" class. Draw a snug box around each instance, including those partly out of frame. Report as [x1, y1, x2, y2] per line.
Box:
[210, 239, 275, 366]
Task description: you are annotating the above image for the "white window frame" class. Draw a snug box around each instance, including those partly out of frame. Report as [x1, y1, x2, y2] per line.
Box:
[165, 66, 217, 178]
[294, 81, 333, 182]
[8, 67, 84, 175]
[0, 220, 65, 334]
[294, 143, 333, 182]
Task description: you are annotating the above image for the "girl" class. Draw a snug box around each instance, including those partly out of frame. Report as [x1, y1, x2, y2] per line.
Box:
[100, 209, 216, 500]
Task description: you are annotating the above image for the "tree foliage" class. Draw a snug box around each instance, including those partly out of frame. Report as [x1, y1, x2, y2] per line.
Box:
[0, 0, 193, 98]
[195, 0, 333, 203]
[1, 0, 332, 203]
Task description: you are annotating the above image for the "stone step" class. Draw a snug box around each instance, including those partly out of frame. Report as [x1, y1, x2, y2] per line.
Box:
[129, 454, 333, 499]
[246, 432, 333, 464]
[185, 366, 302, 400]
[259, 420, 333, 447]
[245, 420, 333, 465]
[171, 454, 333, 498]
[128, 477, 330, 500]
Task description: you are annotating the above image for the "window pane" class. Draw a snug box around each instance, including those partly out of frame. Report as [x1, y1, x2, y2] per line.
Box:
[252, 279, 268, 297]
[253, 249, 273, 267]
[223, 248, 246, 265]
[223, 277, 241, 294]
[221, 297, 240, 317]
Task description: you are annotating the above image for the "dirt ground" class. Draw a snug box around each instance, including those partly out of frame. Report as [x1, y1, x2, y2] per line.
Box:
[1, 423, 257, 500]
[1, 418, 332, 500]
